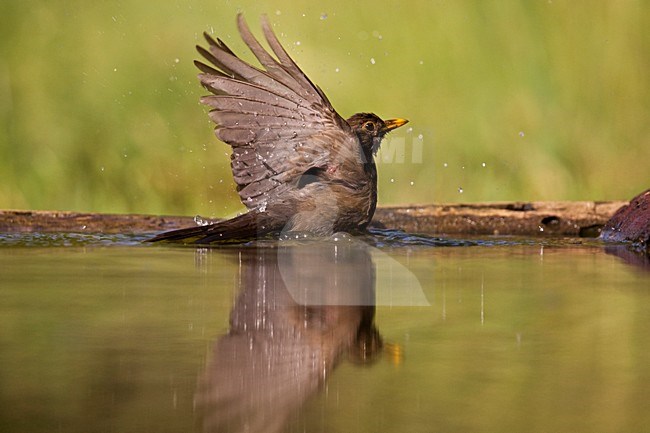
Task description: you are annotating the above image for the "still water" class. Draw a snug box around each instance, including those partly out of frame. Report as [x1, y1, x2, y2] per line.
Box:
[1, 231, 648, 433]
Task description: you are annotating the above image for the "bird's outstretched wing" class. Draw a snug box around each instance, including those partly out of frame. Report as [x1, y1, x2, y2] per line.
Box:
[196, 14, 359, 210]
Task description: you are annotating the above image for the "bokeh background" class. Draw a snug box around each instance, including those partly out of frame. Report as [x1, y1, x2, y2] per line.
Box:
[1, 0, 648, 217]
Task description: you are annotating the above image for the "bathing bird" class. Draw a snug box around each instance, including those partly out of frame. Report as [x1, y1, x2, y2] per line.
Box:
[149, 14, 408, 243]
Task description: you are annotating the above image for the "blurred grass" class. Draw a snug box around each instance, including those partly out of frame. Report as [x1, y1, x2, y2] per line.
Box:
[1, 0, 648, 216]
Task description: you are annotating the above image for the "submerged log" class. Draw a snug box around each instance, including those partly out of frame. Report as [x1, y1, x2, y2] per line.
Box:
[0, 201, 625, 237]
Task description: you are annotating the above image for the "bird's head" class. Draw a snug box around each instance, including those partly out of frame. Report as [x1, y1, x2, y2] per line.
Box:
[347, 113, 409, 157]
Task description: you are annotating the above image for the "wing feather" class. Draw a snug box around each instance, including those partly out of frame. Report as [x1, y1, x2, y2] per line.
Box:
[196, 14, 358, 209]
[200, 96, 304, 119]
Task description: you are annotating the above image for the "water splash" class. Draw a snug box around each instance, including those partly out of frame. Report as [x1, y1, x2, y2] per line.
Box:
[194, 215, 214, 226]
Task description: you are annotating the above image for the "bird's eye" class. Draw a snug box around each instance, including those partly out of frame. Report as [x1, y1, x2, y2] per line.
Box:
[364, 122, 375, 132]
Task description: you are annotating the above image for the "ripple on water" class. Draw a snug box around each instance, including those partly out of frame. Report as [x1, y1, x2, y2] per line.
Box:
[363, 228, 541, 248]
[0, 229, 594, 249]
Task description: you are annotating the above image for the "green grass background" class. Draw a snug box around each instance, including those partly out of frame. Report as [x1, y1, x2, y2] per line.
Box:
[1, 0, 648, 217]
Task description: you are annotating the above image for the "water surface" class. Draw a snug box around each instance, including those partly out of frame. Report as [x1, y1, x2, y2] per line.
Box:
[1, 231, 648, 432]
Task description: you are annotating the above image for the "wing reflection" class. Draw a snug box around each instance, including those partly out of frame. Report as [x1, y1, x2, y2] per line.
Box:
[195, 238, 382, 433]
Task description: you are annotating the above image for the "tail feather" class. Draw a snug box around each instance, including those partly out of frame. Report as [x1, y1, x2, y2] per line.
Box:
[147, 211, 278, 244]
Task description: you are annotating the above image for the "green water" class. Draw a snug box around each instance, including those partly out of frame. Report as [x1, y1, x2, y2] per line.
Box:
[0, 233, 648, 432]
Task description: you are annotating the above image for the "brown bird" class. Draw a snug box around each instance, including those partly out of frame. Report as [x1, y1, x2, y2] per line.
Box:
[149, 14, 408, 243]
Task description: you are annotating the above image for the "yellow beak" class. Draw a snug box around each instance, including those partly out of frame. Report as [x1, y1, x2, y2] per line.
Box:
[383, 118, 409, 132]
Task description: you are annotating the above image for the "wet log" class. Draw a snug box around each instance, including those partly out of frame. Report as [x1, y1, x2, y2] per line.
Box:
[0, 201, 625, 237]
[372, 201, 624, 236]
[601, 189, 650, 254]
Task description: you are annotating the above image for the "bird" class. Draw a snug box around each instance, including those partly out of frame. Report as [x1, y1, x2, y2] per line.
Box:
[149, 14, 408, 243]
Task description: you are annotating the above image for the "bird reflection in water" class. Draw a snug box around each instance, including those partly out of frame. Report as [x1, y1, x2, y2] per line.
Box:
[194, 236, 383, 433]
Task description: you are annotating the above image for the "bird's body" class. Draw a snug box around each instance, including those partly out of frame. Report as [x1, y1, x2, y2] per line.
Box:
[149, 15, 407, 243]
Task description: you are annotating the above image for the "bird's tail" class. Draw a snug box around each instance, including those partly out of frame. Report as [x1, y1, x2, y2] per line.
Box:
[146, 210, 276, 244]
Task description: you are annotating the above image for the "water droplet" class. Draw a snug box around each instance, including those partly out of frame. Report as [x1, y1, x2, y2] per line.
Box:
[390, 178, 395, 183]
[410, 181, 414, 186]
[335, 67, 340, 73]
[443, 163, 448, 168]
[174, 58, 180, 64]
[370, 57, 376, 65]
[194, 215, 212, 226]
[482, 162, 486, 167]
[295, 41, 301, 46]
